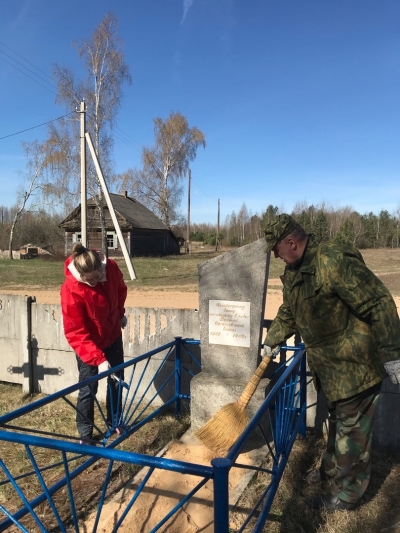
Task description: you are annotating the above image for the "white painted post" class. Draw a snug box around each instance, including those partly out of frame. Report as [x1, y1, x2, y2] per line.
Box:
[85, 132, 137, 281]
[80, 101, 87, 247]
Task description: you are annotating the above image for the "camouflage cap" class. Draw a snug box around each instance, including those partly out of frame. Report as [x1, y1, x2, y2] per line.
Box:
[264, 214, 298, 252]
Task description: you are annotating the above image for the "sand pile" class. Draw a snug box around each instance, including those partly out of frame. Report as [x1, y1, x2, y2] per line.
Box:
[86, 435, 267, 533]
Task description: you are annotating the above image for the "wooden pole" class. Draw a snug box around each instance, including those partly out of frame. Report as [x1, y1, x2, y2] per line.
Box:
[216, 198, 220, 251]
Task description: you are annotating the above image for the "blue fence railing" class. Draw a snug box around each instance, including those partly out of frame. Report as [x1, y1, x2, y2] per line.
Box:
[0, 339, 306, 532]
[220, 344, 307, 532]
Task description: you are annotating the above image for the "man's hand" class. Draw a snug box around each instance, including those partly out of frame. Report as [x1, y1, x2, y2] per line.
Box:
[120, 316, 128, 329]
[98, 360, 111, 374]
[384, 360, 400, 385]
[263, 345, 280, 358]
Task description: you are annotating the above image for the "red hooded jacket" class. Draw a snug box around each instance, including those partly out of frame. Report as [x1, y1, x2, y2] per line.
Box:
[61, 254, 127, 366]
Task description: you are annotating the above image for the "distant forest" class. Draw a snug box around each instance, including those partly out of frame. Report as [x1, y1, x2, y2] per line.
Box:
[184, 203, 400, 250]
[1, 202, 400, 255]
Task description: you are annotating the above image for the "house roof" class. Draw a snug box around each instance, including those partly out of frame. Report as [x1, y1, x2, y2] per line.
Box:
[100, 194, 169, 230]
[60, 193, 170, 231]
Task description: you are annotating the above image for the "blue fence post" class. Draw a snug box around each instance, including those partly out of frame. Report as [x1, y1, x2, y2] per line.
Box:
[299, 344, 307, 439]
[174, 336, 182, 417]
[212, 458, 230, 533]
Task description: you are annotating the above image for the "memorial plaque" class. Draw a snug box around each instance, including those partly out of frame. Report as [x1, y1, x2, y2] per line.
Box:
[209, 300, 251, 347]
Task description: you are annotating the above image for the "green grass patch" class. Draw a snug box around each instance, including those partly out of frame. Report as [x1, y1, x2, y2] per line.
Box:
[0, 251, 221, 292]
[1, 247, 400, 297]
[0, 251, 286, 292]
[0, 258, 65, 288]
[116, 251, 220, 289]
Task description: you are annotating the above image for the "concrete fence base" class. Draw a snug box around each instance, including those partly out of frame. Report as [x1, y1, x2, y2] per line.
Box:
[0, 293, 200, 405]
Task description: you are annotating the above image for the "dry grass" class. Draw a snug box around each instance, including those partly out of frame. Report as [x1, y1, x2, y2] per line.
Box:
[361, 248, 400, 297]
[229, 433, 400, 533]
[268, 247, 400, 296]
[0, 244, 222, 292]
[0, 383, 190, 532]
[1, 245, 400, 297]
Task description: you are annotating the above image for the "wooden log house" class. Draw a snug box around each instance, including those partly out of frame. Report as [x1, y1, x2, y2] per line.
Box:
[59, 192, 180, 257]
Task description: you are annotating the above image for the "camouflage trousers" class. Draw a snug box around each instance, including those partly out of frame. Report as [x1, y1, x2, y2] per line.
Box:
[321, 383, 381, 504]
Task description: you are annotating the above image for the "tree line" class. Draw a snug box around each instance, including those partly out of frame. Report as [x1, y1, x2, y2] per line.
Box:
[183, 203, 400, 249]
[2, 201, 400, 255]
[0, 207, 64, 255]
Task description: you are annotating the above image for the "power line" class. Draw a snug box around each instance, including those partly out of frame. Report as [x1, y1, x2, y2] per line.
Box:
[0, 41, 53, 80]
[0, 42, 80, 104]
[0, 112, 75, 140]
[0, 54, 58, 96]
[114, 131, 143, 156]
[0, 49, 57, 91]
[191, 176, 217, 201]
[115, 126, 144, 152]
[0, 44, 214, 202]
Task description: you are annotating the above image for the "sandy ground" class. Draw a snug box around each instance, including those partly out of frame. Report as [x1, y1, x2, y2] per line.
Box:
[4, 279, 399, 321]
[87, 437, 266, 533]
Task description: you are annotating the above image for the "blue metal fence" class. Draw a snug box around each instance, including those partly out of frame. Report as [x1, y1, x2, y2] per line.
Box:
[220, 344, 307, 532]
[0, 339, 306, 532]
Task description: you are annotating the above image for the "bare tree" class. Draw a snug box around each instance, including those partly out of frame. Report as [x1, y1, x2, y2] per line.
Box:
[46, 12, 131, 253]
[235, 203, 248, 244]
[9, 142, 47, 258]
[121, 111, 205, 227]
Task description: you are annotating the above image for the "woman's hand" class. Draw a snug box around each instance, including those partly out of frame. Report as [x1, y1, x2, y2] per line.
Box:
[98, 360, 111, 374]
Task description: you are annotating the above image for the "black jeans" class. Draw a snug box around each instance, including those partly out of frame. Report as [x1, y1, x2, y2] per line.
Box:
[76, 335, 124, 440]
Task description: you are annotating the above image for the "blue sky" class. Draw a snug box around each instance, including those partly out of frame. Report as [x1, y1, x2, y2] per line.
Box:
[1, 0, 399, 223]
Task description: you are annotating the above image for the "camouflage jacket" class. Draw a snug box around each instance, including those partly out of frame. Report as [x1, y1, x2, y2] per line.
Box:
[266, 238, 400, 402]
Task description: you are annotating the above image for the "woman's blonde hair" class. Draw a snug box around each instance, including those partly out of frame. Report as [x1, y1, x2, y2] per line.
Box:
[72, 243, 102, 275]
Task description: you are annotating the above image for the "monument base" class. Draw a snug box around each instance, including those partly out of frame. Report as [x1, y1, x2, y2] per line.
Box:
[191, 372, 271, 452]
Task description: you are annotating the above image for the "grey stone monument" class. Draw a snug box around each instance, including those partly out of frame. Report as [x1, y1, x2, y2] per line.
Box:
[191, 239, 270, 432]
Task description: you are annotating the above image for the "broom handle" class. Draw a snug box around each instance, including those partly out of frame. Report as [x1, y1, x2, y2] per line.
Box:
[237, 346, 280, 409]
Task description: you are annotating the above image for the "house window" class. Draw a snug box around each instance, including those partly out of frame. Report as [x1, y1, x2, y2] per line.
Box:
[72, 233, 82, 244]
[107, 232, 118, 249]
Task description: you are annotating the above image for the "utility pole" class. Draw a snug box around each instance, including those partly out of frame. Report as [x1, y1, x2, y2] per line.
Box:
[80, 101, 87, 247]
[86, 132, 137, 280]
[186, 169, 191, 254]
[216, 198, 220, 251]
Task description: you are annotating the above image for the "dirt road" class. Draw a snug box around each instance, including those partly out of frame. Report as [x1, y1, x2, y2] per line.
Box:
[1, 281, 286, 320]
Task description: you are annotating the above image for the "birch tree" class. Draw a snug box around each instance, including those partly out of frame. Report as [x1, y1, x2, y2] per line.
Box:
[46, 12, 131, 252]
[121, 111, 205, 227]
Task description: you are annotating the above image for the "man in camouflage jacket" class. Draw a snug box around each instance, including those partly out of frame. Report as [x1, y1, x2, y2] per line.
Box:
[264, 214, 400, 512]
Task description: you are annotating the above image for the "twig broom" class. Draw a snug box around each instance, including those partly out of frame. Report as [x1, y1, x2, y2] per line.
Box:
[195, 346, 280, 454]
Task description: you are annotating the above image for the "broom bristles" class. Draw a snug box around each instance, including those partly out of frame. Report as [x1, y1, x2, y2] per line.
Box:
[195, 401, 248, 454]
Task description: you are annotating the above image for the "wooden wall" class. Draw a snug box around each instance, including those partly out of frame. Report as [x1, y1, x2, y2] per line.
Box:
[64, 231, 129, 257]
[64, 229, 179, 257]
[130, 229, 180, 256]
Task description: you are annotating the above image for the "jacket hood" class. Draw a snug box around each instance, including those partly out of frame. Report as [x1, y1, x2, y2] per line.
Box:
[64, 252, 107, 286]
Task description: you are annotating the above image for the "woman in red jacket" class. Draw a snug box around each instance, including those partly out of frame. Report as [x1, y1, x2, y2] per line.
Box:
[61, 243, 128, 443]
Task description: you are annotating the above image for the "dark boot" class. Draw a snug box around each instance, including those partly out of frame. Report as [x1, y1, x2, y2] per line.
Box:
[306, 493, 359, 512]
